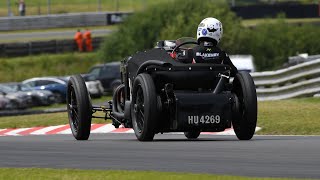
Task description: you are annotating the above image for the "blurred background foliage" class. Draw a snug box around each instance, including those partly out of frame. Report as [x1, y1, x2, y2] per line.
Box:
[98, 0, 320, 71]
[1, 0, 318, 16]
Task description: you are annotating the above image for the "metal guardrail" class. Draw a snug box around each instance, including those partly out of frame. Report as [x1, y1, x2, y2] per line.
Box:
[0, 107, 66, 117]
[251, 59, 320, 101]
[0, 37, 104, 57]
[0, 12, 131, 31]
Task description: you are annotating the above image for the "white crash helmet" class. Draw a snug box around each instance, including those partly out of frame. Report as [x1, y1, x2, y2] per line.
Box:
[197, 17, 223, 45]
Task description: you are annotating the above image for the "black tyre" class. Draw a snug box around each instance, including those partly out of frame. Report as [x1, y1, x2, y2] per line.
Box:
[113, 84, 125, 113]
[67, 75, 92, 140]
[131, 73, 158, 141]
[184, 131, 201, 139]
[232, 72, 257, 140]
[111, 80, 122, 94]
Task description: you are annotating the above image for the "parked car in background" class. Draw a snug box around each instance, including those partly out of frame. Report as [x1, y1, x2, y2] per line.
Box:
[87, 62, 121, 92]
[0, 85, 32, 109]
[23, 77, 104, 103]
[0, 96, 11, 110]
[62, 75, 104, 98]
[3, 83, 56, 106]
[22, 77, 67, 103]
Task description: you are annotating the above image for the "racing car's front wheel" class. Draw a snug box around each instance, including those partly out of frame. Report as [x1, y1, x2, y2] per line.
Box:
[67, 75, 92, 140]
[131, 73, 158, 141]
[232, 72, 257, 140]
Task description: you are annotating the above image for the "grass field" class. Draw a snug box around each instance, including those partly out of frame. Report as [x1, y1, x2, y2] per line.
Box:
[1, 0, 316, 17]
[257, 98, 320, 135]
[1, 98, 320, 135]
[0, 0, 174, 17]
[0, 52, 102, 83]
[0, 168, 313, 180]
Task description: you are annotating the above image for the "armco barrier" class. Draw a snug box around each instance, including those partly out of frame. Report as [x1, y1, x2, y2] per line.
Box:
[0, 37, 104, 56]
[0, 12, 131, 31]
[0, 108, 66, 117]
[232, 4, 319, 19]
[251, 59, 320, 101]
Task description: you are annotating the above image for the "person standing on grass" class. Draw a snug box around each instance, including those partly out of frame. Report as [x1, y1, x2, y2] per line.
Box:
[84, 29, 93, 52]
[74, 29, 83, 52]
[17, 0, 26, 16]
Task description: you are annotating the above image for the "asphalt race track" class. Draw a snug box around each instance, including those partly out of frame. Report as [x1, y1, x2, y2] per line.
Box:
[0, 134, 319, 179]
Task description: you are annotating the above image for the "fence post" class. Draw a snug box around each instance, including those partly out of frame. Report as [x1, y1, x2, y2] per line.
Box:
[47, 0, 51, 15]
[28, 42, 32, 55]
[116, 0, 119, 12]
[7, 0, 12, 17]
[98, 0, 101, 12]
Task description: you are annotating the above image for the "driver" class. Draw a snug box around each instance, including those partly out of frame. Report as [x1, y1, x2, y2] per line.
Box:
[193, 17, 238, 76]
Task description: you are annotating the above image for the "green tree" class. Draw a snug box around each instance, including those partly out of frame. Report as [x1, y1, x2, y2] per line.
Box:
[98, 0, 242, 62]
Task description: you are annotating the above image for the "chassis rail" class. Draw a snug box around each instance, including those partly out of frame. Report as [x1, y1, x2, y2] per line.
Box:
[91, 102, 122, 127]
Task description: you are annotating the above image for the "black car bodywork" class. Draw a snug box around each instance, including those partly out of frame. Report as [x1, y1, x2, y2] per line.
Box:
[67, 40, 257, 141]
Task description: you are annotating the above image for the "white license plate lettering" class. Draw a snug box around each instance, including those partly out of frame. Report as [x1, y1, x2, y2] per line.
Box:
[188, 115, 221, 124]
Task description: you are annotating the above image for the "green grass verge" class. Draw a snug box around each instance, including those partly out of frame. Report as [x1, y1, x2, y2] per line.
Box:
[1, 98, 320, 135]
[30, 95, 111, 110]
[0, 52, 103, 83]
[0, 0, 174, 17]
[257, 98, 320, 135]
[0, 96, 111, 129]
[0, 168, 313, 180]
[0, 111, 108, 129]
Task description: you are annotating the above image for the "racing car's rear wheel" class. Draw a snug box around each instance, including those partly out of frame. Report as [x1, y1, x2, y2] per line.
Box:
[131, 73, 158, 141]
[67, 75, 92, 140]
[113, 84, 125, 114]
[232, 72, 257, 140]
[184, 131, 201, 139]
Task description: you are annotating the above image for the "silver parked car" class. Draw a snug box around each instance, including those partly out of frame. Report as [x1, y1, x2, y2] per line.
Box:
[0, 85, 33, 109]
[0, 95, 11, 110]
[3, 83, 56, 106]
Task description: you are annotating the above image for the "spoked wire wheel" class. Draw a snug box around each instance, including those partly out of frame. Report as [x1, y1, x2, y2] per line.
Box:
[68, 85, 79, 132]
[131, 73, 158, 141]
[67, 75, 92, 140]
[134, 84, 145, 132]
[232, 72, 257, 140]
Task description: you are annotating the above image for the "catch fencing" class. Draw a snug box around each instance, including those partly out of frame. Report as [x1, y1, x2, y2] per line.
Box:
[251, 59, 320, 101]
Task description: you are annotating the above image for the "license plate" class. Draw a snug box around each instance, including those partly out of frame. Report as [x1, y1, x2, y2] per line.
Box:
[187, 115, 221, 125]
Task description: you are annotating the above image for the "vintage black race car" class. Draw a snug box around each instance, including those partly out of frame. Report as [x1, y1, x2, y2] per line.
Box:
[67, 38, 257, 141]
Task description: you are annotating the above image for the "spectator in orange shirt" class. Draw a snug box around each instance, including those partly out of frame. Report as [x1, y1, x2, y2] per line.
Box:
[74, 29, 83, 52]
[84, 29, 93, 52]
